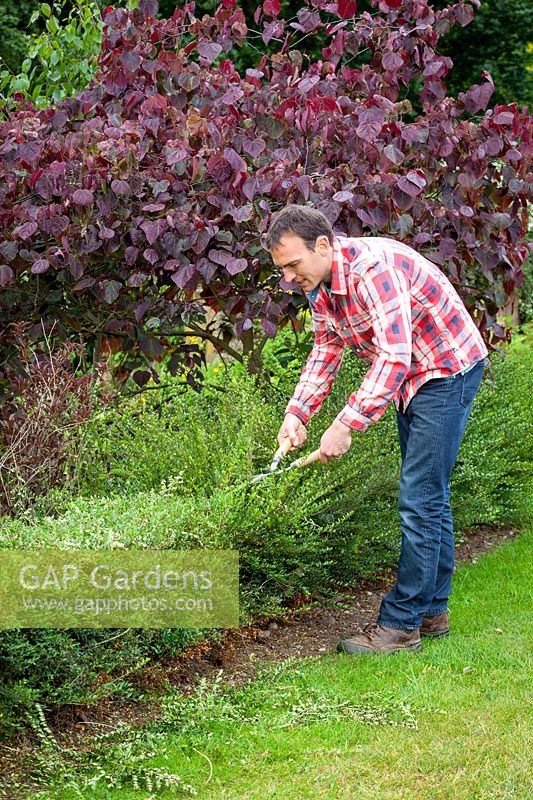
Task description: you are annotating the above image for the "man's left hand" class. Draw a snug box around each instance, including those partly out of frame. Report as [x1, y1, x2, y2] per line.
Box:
[319, 419, 352, 464]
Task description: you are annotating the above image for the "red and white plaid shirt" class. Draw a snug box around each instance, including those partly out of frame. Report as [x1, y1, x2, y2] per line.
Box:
[285, 235, 488, 432]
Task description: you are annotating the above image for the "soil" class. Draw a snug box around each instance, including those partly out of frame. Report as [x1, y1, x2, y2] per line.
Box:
[0, 524, 522, 795]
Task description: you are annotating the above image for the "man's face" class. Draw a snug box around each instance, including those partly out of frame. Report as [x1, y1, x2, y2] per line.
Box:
[270, 234, 333, 294]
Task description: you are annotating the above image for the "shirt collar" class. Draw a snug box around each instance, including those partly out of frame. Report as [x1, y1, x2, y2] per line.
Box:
[306, 235, 349, 303]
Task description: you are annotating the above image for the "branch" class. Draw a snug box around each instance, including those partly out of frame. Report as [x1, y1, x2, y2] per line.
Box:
[169, 323, 244, 363]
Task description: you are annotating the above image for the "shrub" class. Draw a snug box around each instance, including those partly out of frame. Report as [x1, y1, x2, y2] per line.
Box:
[0, 335, 531, 737]
[0, 0, 531, 392]
[0, 324, 104, 517]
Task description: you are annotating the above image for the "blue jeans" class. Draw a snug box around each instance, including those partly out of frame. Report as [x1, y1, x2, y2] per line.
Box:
[377, 359, 486, 631]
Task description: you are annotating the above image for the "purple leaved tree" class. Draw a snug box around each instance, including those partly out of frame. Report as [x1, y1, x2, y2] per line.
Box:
[0, 0, 531, 391]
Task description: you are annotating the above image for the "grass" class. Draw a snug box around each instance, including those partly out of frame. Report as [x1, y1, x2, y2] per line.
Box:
[19, 527, 533, 800]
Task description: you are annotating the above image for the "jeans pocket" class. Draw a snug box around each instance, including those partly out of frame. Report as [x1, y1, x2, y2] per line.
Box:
[459, 361, 485, 408]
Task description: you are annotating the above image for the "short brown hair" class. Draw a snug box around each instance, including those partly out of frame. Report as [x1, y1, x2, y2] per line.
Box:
[262, 204, 334, 251]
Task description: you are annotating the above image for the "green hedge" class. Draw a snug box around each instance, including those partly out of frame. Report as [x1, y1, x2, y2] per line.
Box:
[0, 337, 531, 737]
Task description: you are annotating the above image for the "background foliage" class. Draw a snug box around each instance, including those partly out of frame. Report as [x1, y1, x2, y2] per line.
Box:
[1, 0, 531, 400]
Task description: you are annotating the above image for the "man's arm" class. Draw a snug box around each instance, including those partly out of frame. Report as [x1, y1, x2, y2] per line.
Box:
[334, 261, 412, 432]
[285, 303, 345, 426]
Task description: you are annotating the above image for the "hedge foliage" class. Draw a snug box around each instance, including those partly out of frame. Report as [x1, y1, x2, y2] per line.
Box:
[0, 333, 531, 737]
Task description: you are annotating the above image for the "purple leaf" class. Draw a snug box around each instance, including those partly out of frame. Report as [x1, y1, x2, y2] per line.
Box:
[190, 229, 213, 255]
[0, 241, 18, 261]
[295, 176, 311, 201]
[31, 258, 50, 275]
[398, 171, 427, 197]
[492, 112, 514, 125]
[135, 301, 152, 323]
[197, 258, 217, 282]
[230, 205, 253, 223]
[382, 53, 403, 70]
[163, 145, 188, 166]
[171, 265, 196, 288]
[462, 81, 494, 114]
[128, 273, 147, 287]
[39, 216, 69, 236]
[296, 9, 321, 33]
[143, 248, 159, 265]
[198, 42, 223, 64]
[492, 213, 512, 230]
[263, 0, 281, 17]
[141, 202, 166, 212]
[111, 179, 130, 195]
[456, 3, 474, 26]
[141, 219, 165, 245]
[139, 334, 164, 358]
[261, 319, 277, 337]
[72, 276, 95, 291]
[98, 225, 115, 240]
[72, 189, 94, 206]
[221, 86, 244, 105]
[12, 222, 38, 240]
[224, 147, 247, 173]
[243, 138, 266, 157]
[394, 214, 413, 238]
[120, 52, 141, 73]
[226, 258, 248, 276]
[125, 246, 139, 266]
[262, 20, 284, 46]
[332, 191, 353, 202]
[133, 369, 151, 387]
[242, 177, 258, 201]
[103, 280, 122, 304]
[18, 142, 42, 168]
[383, 144, 404, 165]
[208, 249, 232, 266]
[338, 0, 357, 19]
[138, 0, 159, 16]
[356, 108, 384, 141]
[298, 75, 320, 94]
[0, 264, 14, 286]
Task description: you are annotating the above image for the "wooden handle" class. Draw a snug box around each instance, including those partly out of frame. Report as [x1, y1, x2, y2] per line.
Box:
[273, 437, 293, 461]
[289, 448, 321, 470]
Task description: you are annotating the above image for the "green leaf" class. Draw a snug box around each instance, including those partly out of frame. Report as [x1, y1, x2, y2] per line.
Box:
[11, 76, 30, 92]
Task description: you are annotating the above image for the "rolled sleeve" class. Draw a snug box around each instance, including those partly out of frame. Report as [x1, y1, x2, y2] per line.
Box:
[285, 304, 345, 425]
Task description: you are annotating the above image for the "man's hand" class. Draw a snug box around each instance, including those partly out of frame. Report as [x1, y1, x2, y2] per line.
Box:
[319, 419, 352, 464]
[277, 413, 308, 450]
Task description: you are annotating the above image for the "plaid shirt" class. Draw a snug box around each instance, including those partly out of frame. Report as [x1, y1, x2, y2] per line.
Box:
[285, 235, 488, 432]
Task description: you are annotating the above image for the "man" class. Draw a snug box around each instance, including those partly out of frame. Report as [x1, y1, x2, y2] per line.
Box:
[264, 204, 488, 655]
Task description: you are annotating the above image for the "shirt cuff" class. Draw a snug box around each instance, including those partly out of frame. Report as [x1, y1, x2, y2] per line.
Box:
[284, 403, 310, 426]
[335, 405, 371, 433]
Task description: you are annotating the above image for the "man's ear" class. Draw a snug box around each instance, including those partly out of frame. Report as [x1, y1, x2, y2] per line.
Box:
[315, 235, 330, 255]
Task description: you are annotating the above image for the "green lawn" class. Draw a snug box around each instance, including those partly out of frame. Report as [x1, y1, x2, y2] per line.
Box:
[24, 527, 532, 800]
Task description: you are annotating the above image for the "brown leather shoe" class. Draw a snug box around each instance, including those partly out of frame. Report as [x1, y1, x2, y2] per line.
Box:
[337, 623, 422, 654]
[420, 611, 449, 638]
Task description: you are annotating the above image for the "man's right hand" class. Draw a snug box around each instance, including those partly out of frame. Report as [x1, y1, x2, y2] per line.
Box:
[277, 413, 308, 450]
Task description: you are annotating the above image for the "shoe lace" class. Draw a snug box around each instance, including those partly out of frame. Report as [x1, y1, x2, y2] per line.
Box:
[362, 622, 381, 638]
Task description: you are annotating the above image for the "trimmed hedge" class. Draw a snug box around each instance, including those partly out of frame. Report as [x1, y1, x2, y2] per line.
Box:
[0, 337, 531, 736]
